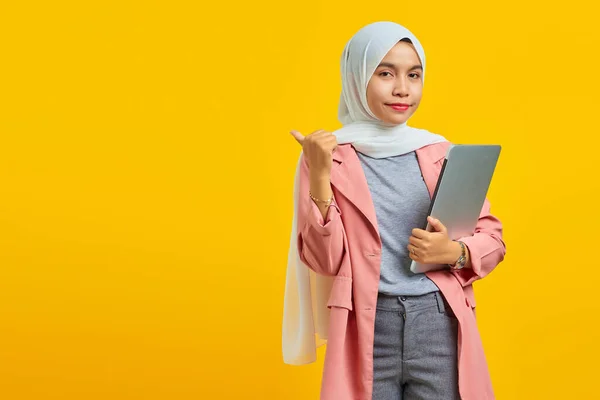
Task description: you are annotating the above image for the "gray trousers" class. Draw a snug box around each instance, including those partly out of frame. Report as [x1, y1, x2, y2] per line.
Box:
[372, 291, 460, 400]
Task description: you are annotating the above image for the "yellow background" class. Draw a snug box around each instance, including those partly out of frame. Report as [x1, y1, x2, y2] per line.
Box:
[1, 1, 599, 399]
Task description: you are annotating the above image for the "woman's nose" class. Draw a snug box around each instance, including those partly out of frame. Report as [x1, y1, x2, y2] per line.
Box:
[393, 78, 409, 96]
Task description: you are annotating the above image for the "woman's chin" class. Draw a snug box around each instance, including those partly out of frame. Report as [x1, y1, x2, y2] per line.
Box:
[381, 114, 410, 126]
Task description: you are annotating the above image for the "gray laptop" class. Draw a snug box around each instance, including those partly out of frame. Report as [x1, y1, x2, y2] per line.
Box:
[410, 144, 502, 274]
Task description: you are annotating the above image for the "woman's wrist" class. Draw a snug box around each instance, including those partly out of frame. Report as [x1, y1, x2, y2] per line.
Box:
[309, 172, 333, 220]
[309, 169, 331, 183]
[446, 240, 470, 269]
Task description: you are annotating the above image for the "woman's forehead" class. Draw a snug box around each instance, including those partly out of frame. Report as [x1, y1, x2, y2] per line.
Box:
[379, 41, 422, 65]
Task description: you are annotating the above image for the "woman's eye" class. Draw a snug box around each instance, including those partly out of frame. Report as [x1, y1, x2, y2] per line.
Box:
[379, 71, 393, 77]
[409, 73, 421, 79]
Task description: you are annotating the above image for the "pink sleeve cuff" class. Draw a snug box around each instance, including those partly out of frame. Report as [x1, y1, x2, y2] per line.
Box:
[305, 196, 342, 236]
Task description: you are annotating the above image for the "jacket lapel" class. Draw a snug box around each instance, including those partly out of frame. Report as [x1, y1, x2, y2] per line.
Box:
[416, 142, 450, 198]
[329, 146, 380, 237]
[328, 142, 450, 236]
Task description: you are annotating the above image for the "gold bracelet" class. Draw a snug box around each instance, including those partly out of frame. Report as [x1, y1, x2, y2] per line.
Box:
[309, 191, 333, 207]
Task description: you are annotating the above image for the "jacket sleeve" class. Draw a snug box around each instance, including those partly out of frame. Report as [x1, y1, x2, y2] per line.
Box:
[296, 155, 347, 277]
[451, 197, 506, 287]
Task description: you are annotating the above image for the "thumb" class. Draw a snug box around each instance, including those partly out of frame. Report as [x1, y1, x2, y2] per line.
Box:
[427, 216, 447, 233]
[290, 130, 304, 145]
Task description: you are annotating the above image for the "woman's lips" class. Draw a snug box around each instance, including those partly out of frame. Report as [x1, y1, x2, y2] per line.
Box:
[386, 103, 410, 111]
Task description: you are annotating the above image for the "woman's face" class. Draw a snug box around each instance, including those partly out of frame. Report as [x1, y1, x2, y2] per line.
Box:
[366, 41, 423, 125]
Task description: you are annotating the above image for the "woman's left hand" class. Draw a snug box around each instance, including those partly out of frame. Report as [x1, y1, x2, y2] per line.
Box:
[408, 216, 459, 265]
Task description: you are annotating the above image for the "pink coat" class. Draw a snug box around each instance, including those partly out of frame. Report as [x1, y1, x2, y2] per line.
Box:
[296, 141, 506, 400]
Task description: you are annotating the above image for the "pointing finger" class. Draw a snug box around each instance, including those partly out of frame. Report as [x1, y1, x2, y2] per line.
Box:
[290, 130, 304, 145]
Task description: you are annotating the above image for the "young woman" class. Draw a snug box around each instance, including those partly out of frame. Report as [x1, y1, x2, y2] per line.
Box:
[283, 21, 506, 400]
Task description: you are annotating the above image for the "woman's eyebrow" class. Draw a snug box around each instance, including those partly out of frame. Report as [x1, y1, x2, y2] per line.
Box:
[377, 62, 423, 71]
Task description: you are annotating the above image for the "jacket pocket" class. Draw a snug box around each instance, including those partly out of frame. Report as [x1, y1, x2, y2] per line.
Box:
[326, 276, 353, 311]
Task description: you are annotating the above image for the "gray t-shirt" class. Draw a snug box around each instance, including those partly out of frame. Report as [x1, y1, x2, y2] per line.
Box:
[357, 151, 440, 296]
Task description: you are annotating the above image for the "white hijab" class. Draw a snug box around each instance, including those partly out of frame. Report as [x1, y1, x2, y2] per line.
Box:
[282, 21, 448, 365]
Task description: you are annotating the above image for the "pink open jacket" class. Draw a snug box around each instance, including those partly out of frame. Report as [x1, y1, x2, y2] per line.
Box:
[296, 141, 506, 400]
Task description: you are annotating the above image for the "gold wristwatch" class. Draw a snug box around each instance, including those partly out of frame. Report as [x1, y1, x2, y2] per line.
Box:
[448, 241, 466, 270]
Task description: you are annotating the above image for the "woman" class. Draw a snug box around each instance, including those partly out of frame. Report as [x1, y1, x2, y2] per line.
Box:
[283, 21, 506, 400]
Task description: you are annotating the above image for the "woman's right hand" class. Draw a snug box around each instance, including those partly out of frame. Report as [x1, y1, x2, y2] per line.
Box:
[290, 129, 338, 178]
